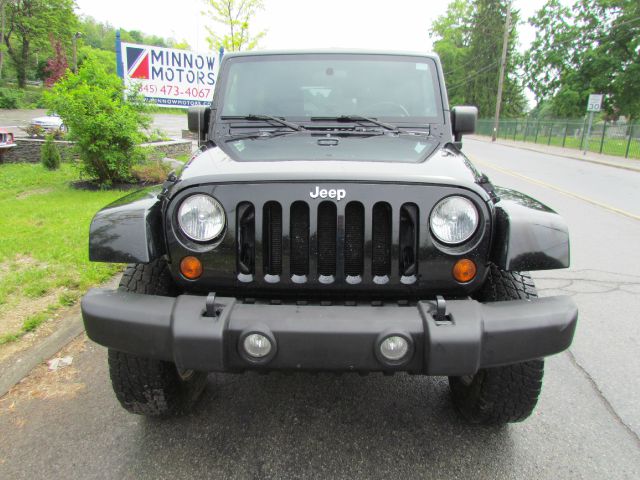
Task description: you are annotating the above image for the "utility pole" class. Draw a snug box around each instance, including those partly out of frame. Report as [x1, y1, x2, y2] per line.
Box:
[72, 32, 82, 73]
[492, 0, 512, 142]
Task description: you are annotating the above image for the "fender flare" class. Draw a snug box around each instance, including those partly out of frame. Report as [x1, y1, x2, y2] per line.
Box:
[89, 186, 165, 263]
[490, 187, 570, 271]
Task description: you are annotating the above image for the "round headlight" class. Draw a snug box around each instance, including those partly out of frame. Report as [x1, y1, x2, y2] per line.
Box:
[177, 194, 226, 242]
[430, 196, 478, 244]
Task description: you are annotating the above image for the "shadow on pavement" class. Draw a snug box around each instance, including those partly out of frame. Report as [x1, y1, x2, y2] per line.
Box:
[128, 372, 515, 478]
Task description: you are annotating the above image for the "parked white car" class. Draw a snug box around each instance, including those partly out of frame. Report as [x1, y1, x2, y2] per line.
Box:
[30, 114, 66, 132]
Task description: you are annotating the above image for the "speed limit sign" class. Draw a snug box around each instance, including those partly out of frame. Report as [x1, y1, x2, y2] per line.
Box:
[587, 94, 603, 112]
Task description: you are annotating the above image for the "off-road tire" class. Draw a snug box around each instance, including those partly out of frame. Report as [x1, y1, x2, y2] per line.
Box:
[448, 264, 545, 425]
[108, 259, 207, 416]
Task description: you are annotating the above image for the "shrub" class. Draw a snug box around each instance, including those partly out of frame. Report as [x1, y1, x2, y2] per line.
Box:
[0, 87, 24, 109]
[22, 124, 46, 138]
[21, 125, 65, 139]
[44, 55, 150, 186]
[144, 128, 171, 143]
[131, 160, 172, 184]
[41, 135, 61, 170]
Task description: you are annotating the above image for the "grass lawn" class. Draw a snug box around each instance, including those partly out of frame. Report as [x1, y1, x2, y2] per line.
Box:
[501, 133, 640, 159]
[0, 163, 128, 344]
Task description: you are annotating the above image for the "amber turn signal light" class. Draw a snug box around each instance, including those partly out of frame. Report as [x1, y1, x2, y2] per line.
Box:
[180, 256, 203, 280]
[452, 258, 477, 283]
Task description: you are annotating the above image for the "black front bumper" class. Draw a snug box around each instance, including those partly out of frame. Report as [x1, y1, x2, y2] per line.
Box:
[81, 289, 577, 375]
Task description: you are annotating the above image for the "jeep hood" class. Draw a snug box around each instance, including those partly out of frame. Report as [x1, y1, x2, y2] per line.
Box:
[177, 135, 488, 199]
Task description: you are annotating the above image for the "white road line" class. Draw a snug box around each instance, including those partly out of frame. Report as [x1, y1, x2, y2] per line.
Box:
[472, 157, 640, 221]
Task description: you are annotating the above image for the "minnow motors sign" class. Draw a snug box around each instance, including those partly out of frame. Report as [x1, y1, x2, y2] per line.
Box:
[120, 42, 219, 108]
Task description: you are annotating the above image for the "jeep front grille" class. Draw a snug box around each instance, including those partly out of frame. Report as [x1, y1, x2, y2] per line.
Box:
[235, 199, 419, 285]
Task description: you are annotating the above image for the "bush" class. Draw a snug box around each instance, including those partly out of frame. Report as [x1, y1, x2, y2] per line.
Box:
[41, 135, 62, 170]
[22, 125, 65, 140]
[0, 87, 24, 109]
[44, 55, 150, 186]
[40, 135, 62, 170]
[131, 160, 172, 184]
[22, 124, 46, 138]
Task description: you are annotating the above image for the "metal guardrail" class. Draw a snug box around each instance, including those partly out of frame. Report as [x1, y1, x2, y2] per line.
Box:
[476, 119, 640, 159]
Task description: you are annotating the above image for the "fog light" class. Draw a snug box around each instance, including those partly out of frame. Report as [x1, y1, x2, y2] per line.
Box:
[243, 333, 272, 358]
[380, 336, 409, 361]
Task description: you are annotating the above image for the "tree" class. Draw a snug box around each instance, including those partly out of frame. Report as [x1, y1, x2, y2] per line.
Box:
[44, 38, 68, 87]
[524, 0, 640, 119]
[430, 0, 526, 117]
[44, 56, 150, 185]
[41, 134, 61, 170]
[3, 0, 76, 87]
[429, 0, 473, 107]
[202, 0, 265, 52]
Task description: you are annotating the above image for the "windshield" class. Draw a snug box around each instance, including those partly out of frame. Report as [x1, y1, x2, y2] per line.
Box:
[219, 54, 443, 123]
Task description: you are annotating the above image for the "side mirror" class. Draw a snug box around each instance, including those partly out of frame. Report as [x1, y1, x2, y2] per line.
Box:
[187, 106, 211, 143]
[451, 106, 478, 147]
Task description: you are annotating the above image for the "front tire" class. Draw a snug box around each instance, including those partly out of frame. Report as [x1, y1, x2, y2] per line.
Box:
[448, 265, 545, 425]
[108, 259, 207, 417]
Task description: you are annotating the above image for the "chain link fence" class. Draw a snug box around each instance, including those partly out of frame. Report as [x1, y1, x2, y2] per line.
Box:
[476, 119, 640, 159]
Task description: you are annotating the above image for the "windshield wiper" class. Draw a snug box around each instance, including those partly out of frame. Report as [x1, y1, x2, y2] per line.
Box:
[310, 115, 399, 132]
[221, 114, 304, 131]
[225, 129, 301, 141]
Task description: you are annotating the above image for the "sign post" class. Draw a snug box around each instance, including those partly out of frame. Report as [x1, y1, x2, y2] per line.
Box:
[584, 93, 603, 155]
[120, 42, 219, 108]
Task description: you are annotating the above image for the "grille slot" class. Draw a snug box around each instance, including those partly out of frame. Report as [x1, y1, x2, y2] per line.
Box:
[236, 202, 255, 275]
[290, 201, 309, 275]
[372, 202, 392, 277]
[237, 197, 421, 287]
[263, 202, 282, 275]
[399, 203, 419, 277]
[317, 201, 337, 276]
[344, 202, 364, 276]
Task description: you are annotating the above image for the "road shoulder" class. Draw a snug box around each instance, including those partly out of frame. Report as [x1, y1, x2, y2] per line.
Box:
[468, 135, 640, 173]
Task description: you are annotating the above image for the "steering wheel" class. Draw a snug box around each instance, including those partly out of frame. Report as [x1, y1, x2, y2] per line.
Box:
[364, 101, 410, 117]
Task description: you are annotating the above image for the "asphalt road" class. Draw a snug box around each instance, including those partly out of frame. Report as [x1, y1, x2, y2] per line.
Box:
[1, 139, 640, 479]
[2, 109, 186, 139]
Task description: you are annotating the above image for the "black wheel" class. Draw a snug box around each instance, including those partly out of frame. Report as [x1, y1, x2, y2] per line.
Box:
[448, 264, 545, 425]
[108, 259, 207, 416]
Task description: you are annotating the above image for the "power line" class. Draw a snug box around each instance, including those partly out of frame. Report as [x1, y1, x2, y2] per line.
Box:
[444, 56, 479, 76]
[446, 62, 499, 92]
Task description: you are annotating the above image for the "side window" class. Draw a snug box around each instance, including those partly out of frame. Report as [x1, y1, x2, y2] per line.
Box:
[223, 71, 239, 115]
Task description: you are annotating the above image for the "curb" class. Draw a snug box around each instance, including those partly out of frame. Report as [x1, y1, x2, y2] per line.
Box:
[0, 313, 84, 397]
[0, 276, 121, 398]
[468, 136, 640, 173]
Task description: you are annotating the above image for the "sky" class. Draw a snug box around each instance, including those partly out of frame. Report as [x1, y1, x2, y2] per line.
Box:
[74, 0, 557, 55]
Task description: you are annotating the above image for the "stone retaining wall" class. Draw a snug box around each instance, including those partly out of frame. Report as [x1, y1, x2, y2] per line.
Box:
[0, 138, 193, 164]
[145, 140, 193, 158]
[0, 138, 78, 163]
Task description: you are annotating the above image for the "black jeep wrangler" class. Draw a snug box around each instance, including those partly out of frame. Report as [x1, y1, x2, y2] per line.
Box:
[81, 51, 577, 424]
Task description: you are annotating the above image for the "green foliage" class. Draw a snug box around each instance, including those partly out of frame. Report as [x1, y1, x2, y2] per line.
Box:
[202, 0, 266, 51]
[430, 0, 526, 117]
[44, 56, 151, 185]
[41, 135, 61, 170]
[3, 0, 77, 87]
[144, 128, 171, 143]
[78, 15, 191, 52]
[524, 0, 640, 119]
[0, 86, 24, 108]
[429, 0, 473, 107]
[131, 158, 172, 184]
[77, 45, 117, 76]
